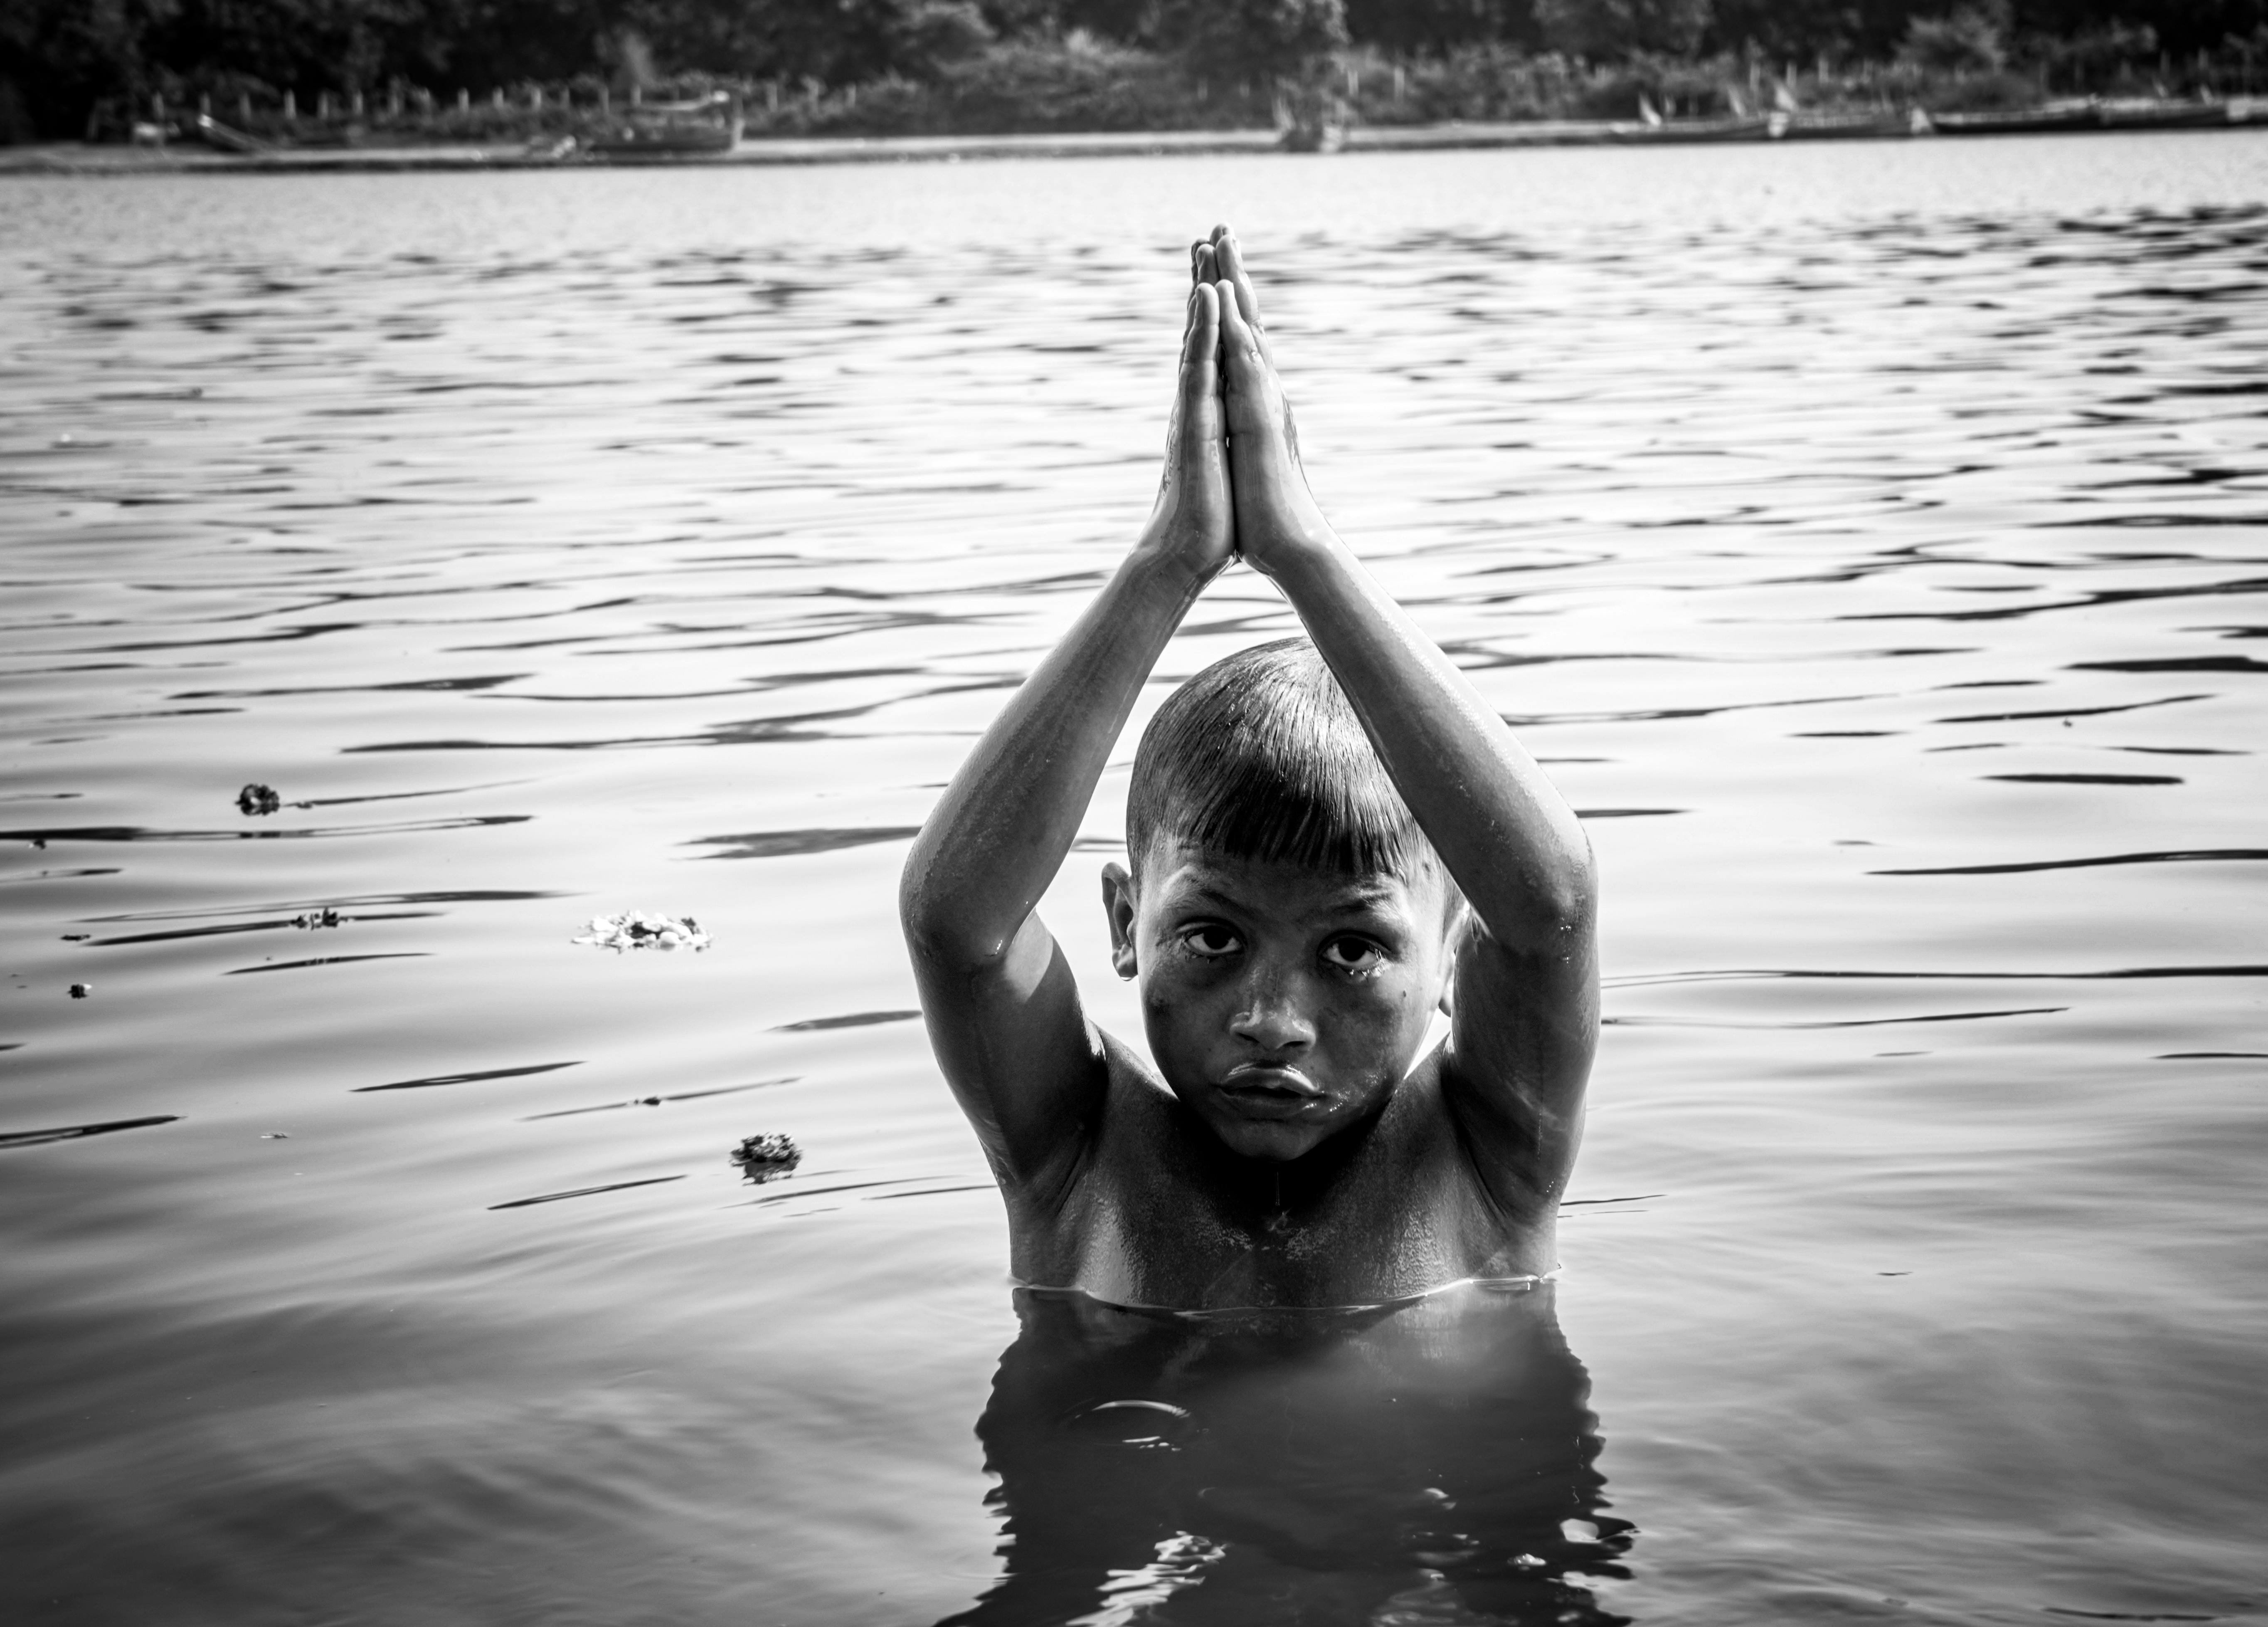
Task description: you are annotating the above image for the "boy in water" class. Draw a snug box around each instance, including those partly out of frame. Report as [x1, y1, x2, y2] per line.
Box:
[900, 227, 1596, 1311]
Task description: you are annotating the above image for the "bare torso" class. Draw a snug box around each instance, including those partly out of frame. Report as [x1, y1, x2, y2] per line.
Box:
[1003, 1034, 1558, 1311]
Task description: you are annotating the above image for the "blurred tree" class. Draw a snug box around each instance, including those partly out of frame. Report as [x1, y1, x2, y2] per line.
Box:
[8, 0, 2268, 141]
[1152, 0, 1348, 78]
[1704, 0, 1865, 53]
[990, 0, 1149, 42]
[1533, 0, 1713, 59]
[1899, 0, 2007, 68]
[636, 0, 992, 83]
[2014, 0, 2266, 54]
[148, 0, 462, 93]
[1343, 0, 1538, 54]
[0, 0, 170, 135]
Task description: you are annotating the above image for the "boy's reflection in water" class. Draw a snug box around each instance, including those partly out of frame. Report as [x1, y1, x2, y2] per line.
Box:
[942, 1280, 1633, 1626]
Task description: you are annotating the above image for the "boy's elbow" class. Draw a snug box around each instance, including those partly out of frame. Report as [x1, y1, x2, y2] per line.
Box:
[1542, 832, 1597, 932]
[898, 851, 1006, 973]
[1479, 833, 1595, 952]
[1541, 832, 1598, 937]
[897, 848, 944, 949]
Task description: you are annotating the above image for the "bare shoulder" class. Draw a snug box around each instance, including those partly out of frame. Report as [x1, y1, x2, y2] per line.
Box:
[995, 1031, 1184, 1291]
[1437, 915, 1600, 1220]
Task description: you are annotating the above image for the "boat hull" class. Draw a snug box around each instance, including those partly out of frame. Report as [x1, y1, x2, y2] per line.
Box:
[588, 98, 743, 158]
[1607, 117, 1774, 144]
[1775, 112, 1915, 141]
[2094, 100, 2231, 131]
[588, 126, 740, 157]
[1931, 105, 2103, 136]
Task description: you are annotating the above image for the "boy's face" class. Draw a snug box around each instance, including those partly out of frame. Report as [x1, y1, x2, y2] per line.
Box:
[1104, 842, 1458, 1164]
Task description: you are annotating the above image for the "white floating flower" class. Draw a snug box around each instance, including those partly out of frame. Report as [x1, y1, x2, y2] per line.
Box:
[571, 912, 712, 952]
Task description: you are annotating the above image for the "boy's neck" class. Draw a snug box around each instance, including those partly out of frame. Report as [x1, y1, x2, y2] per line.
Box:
[1181, 1079, 1392, 1215]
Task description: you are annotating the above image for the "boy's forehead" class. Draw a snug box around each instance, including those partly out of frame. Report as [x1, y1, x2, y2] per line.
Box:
[1136, 841, 1441, 914]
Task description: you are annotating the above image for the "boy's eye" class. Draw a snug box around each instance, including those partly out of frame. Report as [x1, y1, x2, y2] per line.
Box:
[1320, 936, 1384, 974]
[1179, 923, 1242, 957]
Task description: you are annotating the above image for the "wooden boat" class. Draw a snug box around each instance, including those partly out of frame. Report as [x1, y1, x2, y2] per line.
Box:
[1771, 109, 1917, 141]
[1930, 103, 2101, 136]
[1607, 116, 1774, 144]
[2093, 99, 2232, 131]
[589, 91, 742, 157]
[1277, 121, 1346, 153]
[191, 113, 276, 155]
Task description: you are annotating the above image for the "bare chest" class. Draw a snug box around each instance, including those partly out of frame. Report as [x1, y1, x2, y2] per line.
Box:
[1008, 1065, 1548, 1311]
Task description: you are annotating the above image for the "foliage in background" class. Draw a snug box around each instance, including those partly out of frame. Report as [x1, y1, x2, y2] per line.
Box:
[1900, 0, 2012, 69]
[1534, 0, 1714, 60]
[4, 0, 2266, 140]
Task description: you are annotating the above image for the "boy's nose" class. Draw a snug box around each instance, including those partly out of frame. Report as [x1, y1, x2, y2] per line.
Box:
[1230, 969, 1316, 1053]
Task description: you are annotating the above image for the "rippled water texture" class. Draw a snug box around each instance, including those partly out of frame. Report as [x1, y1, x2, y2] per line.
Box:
[3, 138, 2265, 1625]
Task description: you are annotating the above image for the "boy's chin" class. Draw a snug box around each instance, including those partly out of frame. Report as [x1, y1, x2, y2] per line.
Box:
[1204, 1113, 1332, 1164]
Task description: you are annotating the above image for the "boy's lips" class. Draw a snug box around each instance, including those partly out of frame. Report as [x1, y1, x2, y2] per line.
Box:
[1218, 1062, 1324, 1103]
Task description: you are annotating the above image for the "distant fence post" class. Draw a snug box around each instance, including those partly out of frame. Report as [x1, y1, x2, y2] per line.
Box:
[1393, 64, 1405, 103]
[284, 90, 297, 120]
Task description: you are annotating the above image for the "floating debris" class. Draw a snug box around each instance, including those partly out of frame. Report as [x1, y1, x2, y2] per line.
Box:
[261, 1132, 290, 1140]
[572, 912, 710, 952]
[730, 1133, 800, 1182]
[60, 933, 89, 942]
[68, 983, 91, 999]
[237, 783, 282, 816]
[292, 909, 343, 930]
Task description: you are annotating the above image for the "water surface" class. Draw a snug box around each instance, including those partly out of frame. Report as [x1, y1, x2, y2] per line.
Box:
[2, 138, 2265, 1625]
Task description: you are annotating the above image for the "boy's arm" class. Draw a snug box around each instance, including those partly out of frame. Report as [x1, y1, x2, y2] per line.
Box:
[900, 279, 1234, 1196]
[1210, 229, 1597, 1217]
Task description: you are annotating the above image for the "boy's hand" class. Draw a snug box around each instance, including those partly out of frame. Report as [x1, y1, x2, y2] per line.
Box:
[1140, 265, 1234, 583]
[1210, 225, 1334, 577]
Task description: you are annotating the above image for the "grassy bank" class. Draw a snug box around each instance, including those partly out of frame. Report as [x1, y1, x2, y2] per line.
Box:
[112, 34, 2264, 151]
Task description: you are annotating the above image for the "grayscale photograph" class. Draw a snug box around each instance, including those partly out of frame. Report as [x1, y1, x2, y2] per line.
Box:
[1, 0, 2263, 1622]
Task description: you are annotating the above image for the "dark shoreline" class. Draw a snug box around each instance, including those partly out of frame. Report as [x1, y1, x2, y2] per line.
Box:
[3, 102, 2261, 175]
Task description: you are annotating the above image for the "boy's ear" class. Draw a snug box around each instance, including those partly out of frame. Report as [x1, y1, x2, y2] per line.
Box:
[1437, 895, 1469, 1017]
[1101, 862, 1139, 980]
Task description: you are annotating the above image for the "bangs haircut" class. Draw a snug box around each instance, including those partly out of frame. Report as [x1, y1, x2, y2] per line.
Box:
[1127, 638, 1432, 879]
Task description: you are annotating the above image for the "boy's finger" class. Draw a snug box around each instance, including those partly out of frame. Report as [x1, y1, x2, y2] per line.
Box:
[1181, 284, 1224, 410]
[1193, 242, 1218, 286]
[1182, 281, 1220, 372]
[1215, 230, 1265, 332]
[1214, 277, 1262, 373]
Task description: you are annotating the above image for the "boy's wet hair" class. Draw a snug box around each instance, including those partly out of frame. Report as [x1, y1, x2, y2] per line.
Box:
[1127, 638, 1432, 879]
